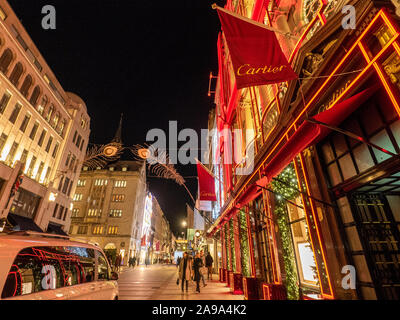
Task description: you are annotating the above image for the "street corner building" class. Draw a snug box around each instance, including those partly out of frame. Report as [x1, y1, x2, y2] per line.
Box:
[69, 161, 174, 267]
[205, 0, 400, 300]
[0, 0, 90, 235]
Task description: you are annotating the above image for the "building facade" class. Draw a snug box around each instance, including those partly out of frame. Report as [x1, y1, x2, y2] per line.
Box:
[149, 195, 173, 264]
[69, 161, 147, 266]
[0, 0, 90, 235]
[207, 0, 400, 300]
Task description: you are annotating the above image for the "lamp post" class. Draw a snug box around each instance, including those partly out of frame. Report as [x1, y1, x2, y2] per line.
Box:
[182, 220, 187, 241]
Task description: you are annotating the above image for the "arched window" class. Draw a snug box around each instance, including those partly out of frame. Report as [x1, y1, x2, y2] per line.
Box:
[29, 85, 41, 106]
[20, 74, 33, 97]
[53, 112, 60, 128]
[9, 62, 23, 86]
[38, 95, 48, 115]
[0, 48, 13, 73]
[46, 104, 54, 122]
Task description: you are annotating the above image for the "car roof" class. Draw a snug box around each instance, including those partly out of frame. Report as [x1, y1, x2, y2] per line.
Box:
[0, 232, 101, 251]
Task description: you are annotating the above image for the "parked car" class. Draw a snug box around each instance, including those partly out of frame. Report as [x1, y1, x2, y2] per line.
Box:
[0, 231, 119, 300]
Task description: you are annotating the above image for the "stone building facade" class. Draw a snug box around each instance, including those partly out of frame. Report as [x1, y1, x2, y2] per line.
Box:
[69, 161, 147, 266]
[0, 0, 90, 235]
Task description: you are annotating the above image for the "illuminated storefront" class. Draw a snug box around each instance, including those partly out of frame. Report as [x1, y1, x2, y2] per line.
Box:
[140, 193, 153, 264]
[207, 0, 400, 300]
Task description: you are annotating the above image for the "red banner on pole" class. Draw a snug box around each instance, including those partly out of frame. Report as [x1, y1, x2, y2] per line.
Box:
[196, 160, 217, 201]
[216, 6, 297, 89]
[141, 234, 146, 247]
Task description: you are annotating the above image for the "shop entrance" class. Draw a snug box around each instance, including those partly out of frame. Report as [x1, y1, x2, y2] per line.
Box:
[317, 83, 400, 299]
[349, 175, 400, 300]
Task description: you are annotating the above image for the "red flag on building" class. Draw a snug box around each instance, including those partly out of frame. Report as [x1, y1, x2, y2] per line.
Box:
[141, 234, 146, 247]
[215, 5, 297, 89]
[156, 241, 160, 252]
[196, 159, 217, 201]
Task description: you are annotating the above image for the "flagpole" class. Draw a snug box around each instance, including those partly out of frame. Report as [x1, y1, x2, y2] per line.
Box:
[211, 3, 299, 40]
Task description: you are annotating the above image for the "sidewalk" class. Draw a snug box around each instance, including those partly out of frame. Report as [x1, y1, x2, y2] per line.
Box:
[155, 269, 245, 300]
[117, 264, 245, 300]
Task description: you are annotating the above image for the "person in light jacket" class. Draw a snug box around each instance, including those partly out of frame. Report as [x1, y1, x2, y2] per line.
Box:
[178, 252, 193, 293]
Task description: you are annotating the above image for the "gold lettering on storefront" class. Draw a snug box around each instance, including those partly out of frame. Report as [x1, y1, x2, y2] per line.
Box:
[318, 80, 352, 114]
[237, 64, 287, 76]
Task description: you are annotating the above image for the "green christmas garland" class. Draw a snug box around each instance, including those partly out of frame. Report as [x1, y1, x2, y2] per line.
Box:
[229, 219, 236, 272]
[271, 164, 300, 300]
[238, 210, 251, 277]
[225, 223, 230, 270]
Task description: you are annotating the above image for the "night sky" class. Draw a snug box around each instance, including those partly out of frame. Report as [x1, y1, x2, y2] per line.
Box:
[8, 0, 226, 235]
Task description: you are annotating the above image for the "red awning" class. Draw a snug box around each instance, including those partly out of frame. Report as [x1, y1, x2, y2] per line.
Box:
[236, 183, 263, 208]
[257, 85, 379, 187]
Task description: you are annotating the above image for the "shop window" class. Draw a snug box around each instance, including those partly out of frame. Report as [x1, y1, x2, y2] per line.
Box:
[353, 144, 375, 173]
[321, 142, 334, 163]
[286, 196, 319, 287]
[370, 130, 396, 163]
[10, 188, 41, 219]
[373, 25, 395, 49]
[338, 154, 357, 180]
[332, 134, 347, 157]
[326, 162, 342, 187]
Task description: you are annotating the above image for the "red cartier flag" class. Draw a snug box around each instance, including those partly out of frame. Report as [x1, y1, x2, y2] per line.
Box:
[196, 160, 217, 201]
[141, 234, 146, 247]
[216, 6, 297, 89]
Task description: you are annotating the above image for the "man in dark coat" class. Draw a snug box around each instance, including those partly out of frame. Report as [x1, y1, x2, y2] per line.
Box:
[205, 252, 214, 280]
[193, 252, 203, 293]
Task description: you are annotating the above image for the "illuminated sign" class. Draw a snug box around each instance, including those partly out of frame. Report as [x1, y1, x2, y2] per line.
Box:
[141, 193, 153, 246]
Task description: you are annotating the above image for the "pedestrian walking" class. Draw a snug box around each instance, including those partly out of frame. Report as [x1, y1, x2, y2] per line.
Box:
[114, 254, 121, 272]
[132, 256, 136, 268]
[199, 250, 207, 287]
[193, 252, 203, 293]
[176, 256, 181, 268]
[205, 252, 214, 280]
[178, 252, 192, 293]
[145, 257, 149, 267]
